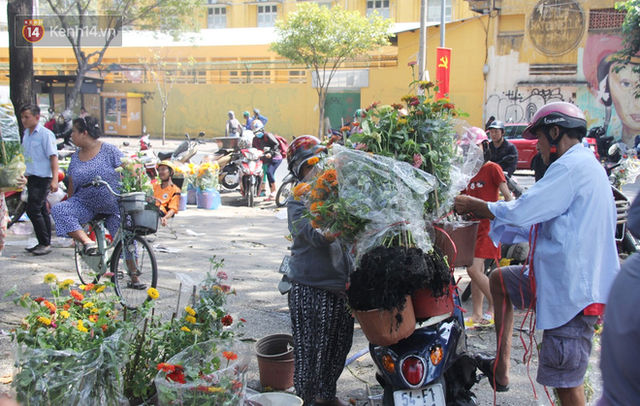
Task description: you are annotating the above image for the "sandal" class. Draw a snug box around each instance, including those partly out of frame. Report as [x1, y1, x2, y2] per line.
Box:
[127, 281, 147, 290]
[83, 242, 100, 256]
[478, 312, 495, 327]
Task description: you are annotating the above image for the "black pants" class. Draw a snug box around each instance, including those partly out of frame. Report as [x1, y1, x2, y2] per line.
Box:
[26, 176, 52, 246]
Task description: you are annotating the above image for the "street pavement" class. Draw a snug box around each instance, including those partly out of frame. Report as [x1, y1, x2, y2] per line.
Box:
[0, 136, 606, 405]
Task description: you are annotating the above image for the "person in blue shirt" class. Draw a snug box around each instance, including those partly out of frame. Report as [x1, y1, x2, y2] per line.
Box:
[252, 108, 268, 126]
[454, 102, 619, 406]
[20, 104, 59, 256]
[242, 111, 253, 130]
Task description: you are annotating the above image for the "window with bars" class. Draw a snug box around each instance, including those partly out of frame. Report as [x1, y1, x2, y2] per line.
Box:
[258, 5, 278, 27]
[427, 0, 452, 23]
[589, 8, 626, 29]
[208, 7, 227, 29]
[366, 0, 390, 19]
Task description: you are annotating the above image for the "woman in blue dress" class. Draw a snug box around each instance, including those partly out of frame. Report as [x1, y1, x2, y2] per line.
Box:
[52, 117, 146, 289]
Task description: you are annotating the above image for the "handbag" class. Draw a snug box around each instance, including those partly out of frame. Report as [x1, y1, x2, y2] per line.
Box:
[277, 255, 292, 295]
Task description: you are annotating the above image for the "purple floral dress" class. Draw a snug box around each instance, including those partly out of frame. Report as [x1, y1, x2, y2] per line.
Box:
[52, 142, 123, 237]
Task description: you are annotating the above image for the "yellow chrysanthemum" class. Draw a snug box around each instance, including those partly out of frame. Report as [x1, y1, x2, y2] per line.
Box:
[181, 326, 191, 332]
[185, 306, 196, 317]
[59, 279, 74, 289]
[185, 315, 197, 324]
[77, 320, 88, 333]
[43, 273, 57, 284]
[209, 387, 225, 393]
[38, 316, 52, 325]
[59, 311, 70, 319]
[147, 287, 160, 300]
[83, 302, 94, 309]
[95, 285, 106, 293]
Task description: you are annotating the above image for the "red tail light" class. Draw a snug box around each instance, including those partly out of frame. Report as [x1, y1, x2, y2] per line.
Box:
[401, 356, 425, 386]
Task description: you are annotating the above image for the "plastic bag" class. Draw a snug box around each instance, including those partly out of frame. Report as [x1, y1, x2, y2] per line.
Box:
[0, 154, 26, 192]
[155, 339, 250, 406]
[331, 145, 437, 262]
[0, 102, 20, 142]
[12, 330, 129, 406]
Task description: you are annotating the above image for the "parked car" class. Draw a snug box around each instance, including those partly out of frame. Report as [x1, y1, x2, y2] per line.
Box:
[503, 123, 599, 170]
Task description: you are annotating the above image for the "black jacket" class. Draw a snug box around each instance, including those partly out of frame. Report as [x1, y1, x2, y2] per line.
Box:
[489, 139, 518, 176]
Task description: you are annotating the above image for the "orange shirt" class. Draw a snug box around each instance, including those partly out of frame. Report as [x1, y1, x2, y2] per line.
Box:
[153, 183, 181, 216]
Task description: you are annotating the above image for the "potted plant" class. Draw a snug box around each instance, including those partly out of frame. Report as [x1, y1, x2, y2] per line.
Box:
[195, 161, 221, 210]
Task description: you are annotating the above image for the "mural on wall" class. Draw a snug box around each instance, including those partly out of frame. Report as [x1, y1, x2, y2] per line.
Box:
[578, 33, 640, 149]
[486, 86, 572, 125]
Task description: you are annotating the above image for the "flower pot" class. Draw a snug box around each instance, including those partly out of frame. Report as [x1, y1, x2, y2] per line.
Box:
[128, 389, 159, 406]
[353, 297, 416, 346]
[196, 188, 221, 210]
[248, 393, 303, 406]
[186, 185, 197, 205]
[178, 192, 187, 211]
[255, 333, 294, 390]
[412, 288, 454, 320]
[434, 221, 480, 268]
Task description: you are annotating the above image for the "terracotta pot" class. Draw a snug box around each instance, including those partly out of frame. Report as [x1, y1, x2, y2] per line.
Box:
[255, 334, 294, 390]
[434, 221, 480, 268]
[353, 297, 416, 346]
[412, 288, 454, 320]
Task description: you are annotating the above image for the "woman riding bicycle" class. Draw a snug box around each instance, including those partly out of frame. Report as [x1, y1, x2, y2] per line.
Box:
[51, 117, 145, 288]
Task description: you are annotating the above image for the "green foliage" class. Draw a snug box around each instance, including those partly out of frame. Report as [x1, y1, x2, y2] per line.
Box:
[615, 0, 640, 97]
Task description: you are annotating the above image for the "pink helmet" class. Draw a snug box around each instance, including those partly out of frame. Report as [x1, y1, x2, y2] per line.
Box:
[522, 102, 587, 140]
[459, 126, 488, 145]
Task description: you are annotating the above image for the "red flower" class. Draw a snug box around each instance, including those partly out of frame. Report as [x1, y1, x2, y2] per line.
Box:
[221, 285, 231, 293]
[100, 325, 108, 332]
[222, 351, 238, 361]
[157, 363, 176, 372]
[232, 379, 243, 391]
[70, 290, 84, 301]
[34, 297, 45, 303]
[221, 315, 233, 326]
[240, 318, 247, 323]
[167, 371, 186, 384]
[443, 102, 455, 110]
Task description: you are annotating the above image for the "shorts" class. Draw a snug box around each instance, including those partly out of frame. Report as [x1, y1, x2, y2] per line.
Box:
[499, 265, 598, 388]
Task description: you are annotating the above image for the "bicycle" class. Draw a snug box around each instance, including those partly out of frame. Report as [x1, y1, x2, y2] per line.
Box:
[75, 176, 159, 310]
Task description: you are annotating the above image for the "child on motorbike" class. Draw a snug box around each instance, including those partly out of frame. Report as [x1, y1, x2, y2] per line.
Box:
[286, 135, 353, 406]
[251, 120, 282, 201]
[460, 127, 513, 329]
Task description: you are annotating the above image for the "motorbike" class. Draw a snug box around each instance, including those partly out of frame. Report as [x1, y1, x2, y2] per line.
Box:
[371, 227, 478, 406]
[6, 169, 67, 229]
[213, 131, 255, 191]
[275, 171, 298, 208]
[235, 144, 264, 207]
[157, 132, 206, 164]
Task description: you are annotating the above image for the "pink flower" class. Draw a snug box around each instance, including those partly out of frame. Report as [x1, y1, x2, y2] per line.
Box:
[408, 61, 417, 66]
[413, 154, 424, 168]
[217, 271, 228, 280]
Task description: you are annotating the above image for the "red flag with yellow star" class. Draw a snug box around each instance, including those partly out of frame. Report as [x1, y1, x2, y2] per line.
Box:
[436, 47, 451, 100]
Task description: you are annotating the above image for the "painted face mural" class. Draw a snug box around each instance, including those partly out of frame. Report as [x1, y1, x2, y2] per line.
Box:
[581, 34, 640, 149]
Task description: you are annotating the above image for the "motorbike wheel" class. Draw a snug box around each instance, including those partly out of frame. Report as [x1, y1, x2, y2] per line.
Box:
[220, 170, 240, 190]
[5, 193, 26, 229]
[248, 184, 255, 207]
[275, 180, 295, 208]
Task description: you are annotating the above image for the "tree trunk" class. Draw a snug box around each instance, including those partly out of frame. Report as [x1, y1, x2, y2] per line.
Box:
[8, 0, 34, 140]
[162, 110, 166, 145]
[65, 66, 87, 117]
[318, 90, 326, 140]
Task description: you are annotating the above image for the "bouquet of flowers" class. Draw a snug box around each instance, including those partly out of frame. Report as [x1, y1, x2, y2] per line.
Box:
[173, 163, 194, 193]
[6, 274, 141, 405]
[609, 155, 640, 188]
[350, 80, 477, 217]
[196, 162, 219, 191]
[117, 156, 153, 195]
[155, 339, 250, 406]
[0, 103, 26, 192]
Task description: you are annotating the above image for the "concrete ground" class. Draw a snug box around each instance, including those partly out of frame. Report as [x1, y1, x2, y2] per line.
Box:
[0, 136, 604, 405]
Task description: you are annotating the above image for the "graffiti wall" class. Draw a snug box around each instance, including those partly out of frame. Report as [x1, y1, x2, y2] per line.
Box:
[486, 86, 574, 125]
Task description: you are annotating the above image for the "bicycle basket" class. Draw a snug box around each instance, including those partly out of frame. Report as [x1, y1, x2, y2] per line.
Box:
[120, 192, 147, 213]
[124, 201, 160, 235]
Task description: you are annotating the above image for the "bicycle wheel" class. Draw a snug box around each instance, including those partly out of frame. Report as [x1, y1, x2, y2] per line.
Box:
[275, 180, 294, 208]
[110, 234, 158, 310]
[6, 194, 26, 229]
[75, 223, 103, 285]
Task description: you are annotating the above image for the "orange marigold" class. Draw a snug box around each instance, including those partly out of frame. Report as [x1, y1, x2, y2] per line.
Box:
[310, 188, 326, 200]
[70, 290, 84, 301]
[222, 351, 238, 361]
[310, 201, 325, 212]
[43, 300, 56, 312]
[306, 156, 320, 166]
[292, 182, 311, 201]
[320, 169, 337, 183]
[83, 283, 95, 291]
[89, 314, 98, 323]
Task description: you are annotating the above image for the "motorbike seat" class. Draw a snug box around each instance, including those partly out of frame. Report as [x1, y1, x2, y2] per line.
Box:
[157, 151, 172, 161]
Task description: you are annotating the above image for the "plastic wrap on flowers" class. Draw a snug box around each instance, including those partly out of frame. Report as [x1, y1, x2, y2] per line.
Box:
[0, 154, 26, 192]
[155, 339, 250, 406]
[0, 102, 20, 142]
[434, 121, 485, 220]
[330, 145, 437, 262]
[12, 330, 129, 406]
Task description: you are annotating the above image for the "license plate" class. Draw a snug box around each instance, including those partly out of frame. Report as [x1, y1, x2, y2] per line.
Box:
[393, 384, 445, 406]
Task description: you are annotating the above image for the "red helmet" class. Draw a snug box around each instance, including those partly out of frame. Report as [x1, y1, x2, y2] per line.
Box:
[522, 102, 587, 140]
[286, 135, 326, 179]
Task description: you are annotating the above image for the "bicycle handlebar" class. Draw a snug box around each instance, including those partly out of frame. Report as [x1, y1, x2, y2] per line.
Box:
[82, 176, 123, 198]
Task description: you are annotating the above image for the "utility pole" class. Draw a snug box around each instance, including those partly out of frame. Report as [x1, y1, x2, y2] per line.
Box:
[418, 0, 428, 80]
[440, 0, 445, 47]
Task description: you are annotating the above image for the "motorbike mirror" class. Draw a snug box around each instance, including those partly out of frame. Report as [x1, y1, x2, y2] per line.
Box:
[184, 133, 190, 139]
[198, 132, 205, 137]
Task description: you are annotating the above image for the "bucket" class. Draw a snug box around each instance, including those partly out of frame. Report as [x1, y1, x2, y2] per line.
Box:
[179, 193, 187, 211]
[187, 185, 197, 205]
[255, 334, 294, 390]
[412, 288, 454, 320]
[247, 393, 303, 406]
[196, 188, 221, 210]
[434, 221, 479, 268]
[353, 297, 416, 346]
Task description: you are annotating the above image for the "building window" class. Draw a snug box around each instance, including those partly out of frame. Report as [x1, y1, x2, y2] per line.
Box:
[258, 5, 278, 27]
[366, 0, 389, 19]
[589, 8, 626, 29]
[208, 7, 227, 29]
[427, 0, 452, 23]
